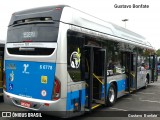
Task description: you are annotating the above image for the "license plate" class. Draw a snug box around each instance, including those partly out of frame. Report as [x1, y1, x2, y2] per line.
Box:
[20, 101, 31, 108]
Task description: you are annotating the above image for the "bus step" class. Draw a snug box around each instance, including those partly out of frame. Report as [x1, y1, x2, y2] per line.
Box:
[85, 108, 90, 111]
[93, 99, 105, 104]
[130, 88, 136, 91]
[124, 90, 135, 94]
[124, 91, 130, 94]
[91, 103, 101, 110]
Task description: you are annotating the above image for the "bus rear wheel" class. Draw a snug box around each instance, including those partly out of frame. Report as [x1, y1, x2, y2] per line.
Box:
[107, 83, 117, 106]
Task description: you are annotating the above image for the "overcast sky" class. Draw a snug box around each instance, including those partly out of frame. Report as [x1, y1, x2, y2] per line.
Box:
[0, 0, 160, 49]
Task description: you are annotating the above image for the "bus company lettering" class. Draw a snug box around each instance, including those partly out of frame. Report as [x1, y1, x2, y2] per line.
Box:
[6, 63, 16, 70]
[40, 65, 53, 70]
[9, 71, 14, 81]
[19, 94, 32, 98]
[22, 64, 29, 74]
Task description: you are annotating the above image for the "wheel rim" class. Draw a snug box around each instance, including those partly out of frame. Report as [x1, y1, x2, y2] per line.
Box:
[109, 87, 115, 103]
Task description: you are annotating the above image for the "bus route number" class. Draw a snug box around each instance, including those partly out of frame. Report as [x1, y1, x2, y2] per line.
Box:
[23, 32, 37, 38]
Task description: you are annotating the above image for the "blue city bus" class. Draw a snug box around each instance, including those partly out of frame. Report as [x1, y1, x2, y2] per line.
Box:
[4, 5, 157, 117]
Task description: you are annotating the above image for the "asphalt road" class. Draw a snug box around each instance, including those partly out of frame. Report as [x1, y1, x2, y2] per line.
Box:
[0, 78, 160, 120]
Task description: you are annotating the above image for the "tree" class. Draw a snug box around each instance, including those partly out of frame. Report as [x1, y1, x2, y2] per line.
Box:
[156, 49, 160, 56]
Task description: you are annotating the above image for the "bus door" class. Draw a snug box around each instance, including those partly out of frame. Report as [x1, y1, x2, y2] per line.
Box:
[84, 46, 107, 110]
[130, 53, 137, 91]
[122, 52, 137, 93]
[150, 55, 157, 82]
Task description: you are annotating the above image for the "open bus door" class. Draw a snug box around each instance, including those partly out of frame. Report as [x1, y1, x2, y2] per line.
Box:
[84, 46, 107, 111]
[122, 52, 137, 94]
[151, 54, 158, 82]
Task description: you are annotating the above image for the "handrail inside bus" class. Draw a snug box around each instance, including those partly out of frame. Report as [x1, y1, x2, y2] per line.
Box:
[93, 73, 104, 85]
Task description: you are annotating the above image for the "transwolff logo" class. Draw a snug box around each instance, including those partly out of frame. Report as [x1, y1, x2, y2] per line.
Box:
[22, 64, 29, 74]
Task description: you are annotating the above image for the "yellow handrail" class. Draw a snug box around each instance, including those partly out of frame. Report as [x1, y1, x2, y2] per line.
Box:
[85, 59, 104, 85]
[91, 104, 101, 109]
[93, 73, 104, 85]
[130, 72, 135, 78]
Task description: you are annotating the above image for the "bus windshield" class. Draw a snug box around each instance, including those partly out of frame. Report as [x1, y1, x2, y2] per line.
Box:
[7, 24, 58, 43]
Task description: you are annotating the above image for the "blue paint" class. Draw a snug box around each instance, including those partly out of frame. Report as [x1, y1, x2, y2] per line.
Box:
[117, 79, 126, 92]
[5, 60, 56, 100]
[66, 79, 126, 110]
[101, 79, 126, 98]
[67, 89, 85, 110]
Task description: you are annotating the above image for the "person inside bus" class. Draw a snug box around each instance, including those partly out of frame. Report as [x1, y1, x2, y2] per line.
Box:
[108, 59, 116, 75]
[108, 60, 115, 70]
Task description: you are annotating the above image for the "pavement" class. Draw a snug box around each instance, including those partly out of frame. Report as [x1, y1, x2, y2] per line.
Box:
[0, 77, 160, 120]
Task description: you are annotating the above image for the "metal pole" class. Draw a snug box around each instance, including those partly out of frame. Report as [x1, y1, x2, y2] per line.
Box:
[122, 19, 128, 28]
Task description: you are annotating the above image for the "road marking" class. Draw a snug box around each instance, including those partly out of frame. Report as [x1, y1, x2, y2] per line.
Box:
[138, 92, 155, 95]
[140, 99, 160, 104]
[123, 98, 132, 100]
[110, 107, 128, 111]
[138, 92, 160, 95]
[131, 94, 138, 96]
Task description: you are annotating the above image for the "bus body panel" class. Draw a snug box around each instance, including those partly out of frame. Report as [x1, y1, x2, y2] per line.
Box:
[137, 69, 147, 89]
[66, 82, 86, 111]
[107, 74, 127, 98]
[54, 22, 68, 98]
[5, 60, 56, 100]
[147, 70, 152, 83]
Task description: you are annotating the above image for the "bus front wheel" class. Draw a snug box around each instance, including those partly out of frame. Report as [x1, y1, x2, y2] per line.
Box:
[107, 83, 117, 106]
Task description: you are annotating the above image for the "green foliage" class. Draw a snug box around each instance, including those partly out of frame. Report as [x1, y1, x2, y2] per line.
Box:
[156, 49, 160, 56]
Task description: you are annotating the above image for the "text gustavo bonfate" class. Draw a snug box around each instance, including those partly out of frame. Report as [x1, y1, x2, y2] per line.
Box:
[114, 4, 149, 8]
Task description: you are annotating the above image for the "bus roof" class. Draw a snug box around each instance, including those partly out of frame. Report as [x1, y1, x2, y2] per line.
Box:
[61, 6, 154, 50]
[0, 40, 5, 47]
[9, 5, 67, 26]
[0, 40, 5, 44]
[9, 5, 154, 50]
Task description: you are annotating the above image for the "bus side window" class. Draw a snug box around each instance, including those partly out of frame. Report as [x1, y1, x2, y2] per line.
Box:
[107, 41, 124, 76]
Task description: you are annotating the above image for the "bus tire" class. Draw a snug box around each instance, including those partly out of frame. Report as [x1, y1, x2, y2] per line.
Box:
[107, 83, 117, 106]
